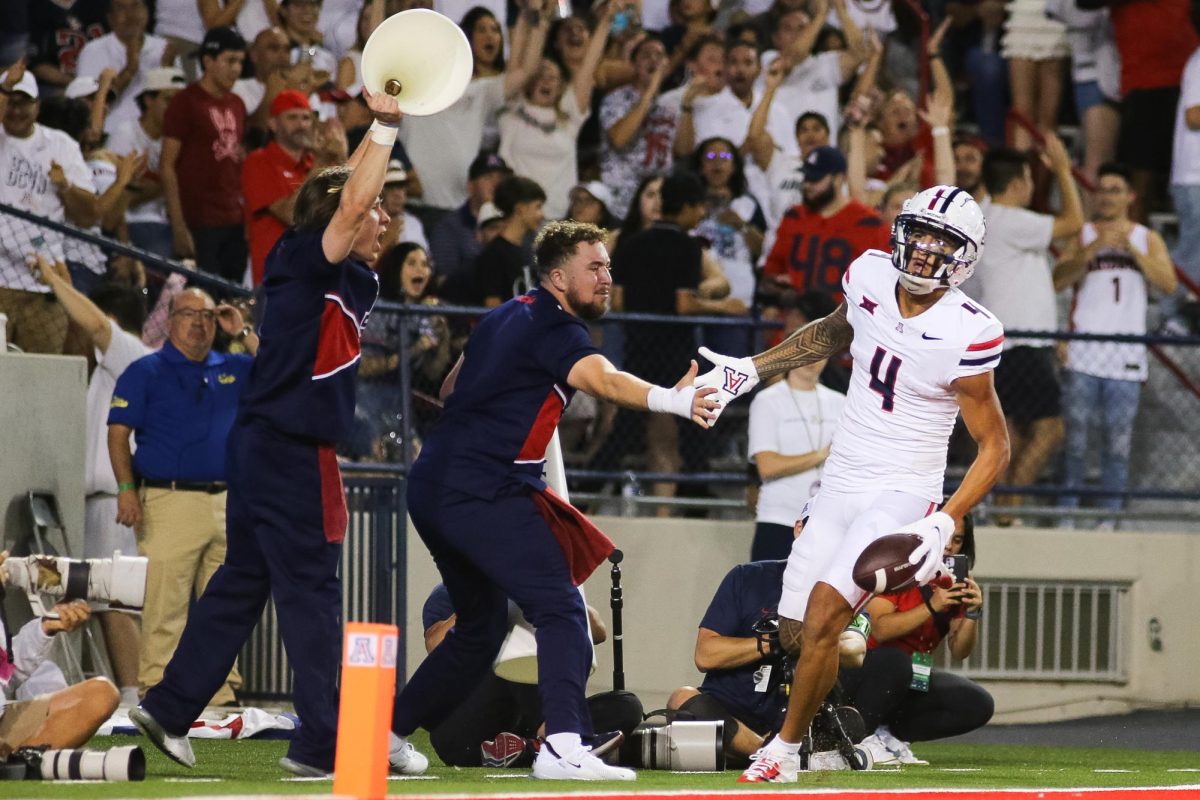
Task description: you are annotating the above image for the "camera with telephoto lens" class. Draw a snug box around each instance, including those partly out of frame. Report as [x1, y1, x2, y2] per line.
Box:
[5, 745, 145, 781]
[0, 553, 147, 616]
[630, 721, 725, 771]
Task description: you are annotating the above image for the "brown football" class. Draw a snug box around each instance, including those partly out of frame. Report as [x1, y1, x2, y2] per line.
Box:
[853, 533, 925, 595]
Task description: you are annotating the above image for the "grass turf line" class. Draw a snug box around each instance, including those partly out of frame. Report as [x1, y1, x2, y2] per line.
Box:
[3, 733, 1199, 799]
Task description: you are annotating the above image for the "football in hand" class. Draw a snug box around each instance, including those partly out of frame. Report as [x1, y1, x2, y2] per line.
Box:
[853, 533, 925, 595]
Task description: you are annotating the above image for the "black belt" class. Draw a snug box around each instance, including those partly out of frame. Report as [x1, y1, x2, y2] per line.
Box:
[139, 479, 227, 494]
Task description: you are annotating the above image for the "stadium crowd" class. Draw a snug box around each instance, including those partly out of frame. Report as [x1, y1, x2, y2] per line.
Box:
[2, 0, 1194, 521]
[0, 0, 1197, 774]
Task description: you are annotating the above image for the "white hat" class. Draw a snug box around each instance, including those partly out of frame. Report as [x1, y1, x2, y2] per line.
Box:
[3, 69, 39, 100]
[384, 159, 408, 185]
[477, 201, 503, 229]
[141, 67, 187, 94]
[65, 75, 101, 99]
[571, 180, 615, 212]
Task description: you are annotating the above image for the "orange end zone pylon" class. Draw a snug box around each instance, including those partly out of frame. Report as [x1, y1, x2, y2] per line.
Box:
[333, 622, 398, 799]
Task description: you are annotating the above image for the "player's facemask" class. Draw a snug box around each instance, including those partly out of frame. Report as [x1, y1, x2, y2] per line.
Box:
[891, 218, 973, 296]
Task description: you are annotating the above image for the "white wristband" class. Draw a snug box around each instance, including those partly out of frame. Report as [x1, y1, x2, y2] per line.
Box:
[931, 126, 950, 137]
[647, 385, 696, 420]
[369, 119, 399, 146]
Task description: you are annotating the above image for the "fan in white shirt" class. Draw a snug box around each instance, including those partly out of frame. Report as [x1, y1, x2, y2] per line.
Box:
[76, 0, 173, 134]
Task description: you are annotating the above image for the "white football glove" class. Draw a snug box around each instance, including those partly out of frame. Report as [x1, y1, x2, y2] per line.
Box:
[694, 347, 760, 426]
[903, 511, 955, 586]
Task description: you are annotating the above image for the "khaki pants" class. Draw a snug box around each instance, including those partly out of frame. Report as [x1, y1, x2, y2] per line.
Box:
[0, 287, 68, 354]
[0, 696, 51, 759]
[137, 487, 241, 704]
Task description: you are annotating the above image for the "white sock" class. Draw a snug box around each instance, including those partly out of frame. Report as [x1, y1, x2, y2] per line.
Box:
[119, 686, 140, 706]
[545, 732, 582, 757]
[389, 732, 408, 753]
[767, 735, 802, 756]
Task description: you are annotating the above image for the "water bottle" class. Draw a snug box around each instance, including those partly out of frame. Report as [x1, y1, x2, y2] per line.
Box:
[621, 471, 642, 517]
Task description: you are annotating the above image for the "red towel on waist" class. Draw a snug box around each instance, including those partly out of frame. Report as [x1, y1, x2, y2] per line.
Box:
[529, 486, 615, 586]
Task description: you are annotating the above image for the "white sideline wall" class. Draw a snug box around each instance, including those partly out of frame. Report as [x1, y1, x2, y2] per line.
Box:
[0, 354, 88, 628]
[404, 517, 1200, 724]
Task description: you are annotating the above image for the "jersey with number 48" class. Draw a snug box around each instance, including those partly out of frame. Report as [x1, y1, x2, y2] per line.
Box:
[821, 249, 1005, 501]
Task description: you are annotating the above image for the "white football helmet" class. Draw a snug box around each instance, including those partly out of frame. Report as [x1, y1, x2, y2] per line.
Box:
[890, 185, 986, 295]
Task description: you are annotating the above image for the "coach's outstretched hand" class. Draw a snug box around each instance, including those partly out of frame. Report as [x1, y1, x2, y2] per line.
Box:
[694, 347, 760, 426]
[647, 360, 720, 428]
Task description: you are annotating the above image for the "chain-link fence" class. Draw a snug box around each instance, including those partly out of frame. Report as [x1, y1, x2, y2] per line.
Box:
[4, 201, 1200, 526]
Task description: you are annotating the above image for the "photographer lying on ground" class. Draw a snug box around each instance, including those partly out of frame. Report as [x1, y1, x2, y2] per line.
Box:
[840, 513, 993, 765]
[0, 552, 119, 759]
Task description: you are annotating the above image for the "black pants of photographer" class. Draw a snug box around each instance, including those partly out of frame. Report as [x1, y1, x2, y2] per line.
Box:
[838, 647, 994, 741]
[430, 674, 641, 767]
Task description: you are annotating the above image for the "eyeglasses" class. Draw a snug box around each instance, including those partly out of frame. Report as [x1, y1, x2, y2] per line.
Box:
[704, 151, 733, 160]
[172, 309, 217, 322]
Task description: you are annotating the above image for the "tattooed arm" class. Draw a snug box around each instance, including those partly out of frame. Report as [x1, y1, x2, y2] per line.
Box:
[751, 302, 852, 379]
[695, 302, 853, 424]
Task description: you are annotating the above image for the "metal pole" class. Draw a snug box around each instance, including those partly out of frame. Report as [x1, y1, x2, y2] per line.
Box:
[397, 308, 415, 470]
[609, 549, 625, 692]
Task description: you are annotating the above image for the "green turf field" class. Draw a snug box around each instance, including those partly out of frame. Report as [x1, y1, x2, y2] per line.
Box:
[4, 731, 1200, 799]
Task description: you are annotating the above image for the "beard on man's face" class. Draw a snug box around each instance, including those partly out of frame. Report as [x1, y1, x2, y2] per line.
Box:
[568, 287, 611, 321]
[803, 182, 837, 211]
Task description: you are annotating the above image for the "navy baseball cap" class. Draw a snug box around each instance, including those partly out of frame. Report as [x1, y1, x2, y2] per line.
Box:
[200, 26, 246, 59]
[469, 153, 511, 180]
[801, 146, 848, 182]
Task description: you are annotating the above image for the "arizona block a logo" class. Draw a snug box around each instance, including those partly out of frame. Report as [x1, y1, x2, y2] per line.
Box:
[723, 366, 750, 394]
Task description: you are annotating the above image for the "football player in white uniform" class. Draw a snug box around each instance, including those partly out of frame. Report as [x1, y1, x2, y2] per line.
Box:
[696, 185, 1011, 782]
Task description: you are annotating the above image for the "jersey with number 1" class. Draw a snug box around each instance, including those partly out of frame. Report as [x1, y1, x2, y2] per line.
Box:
[821, 249, 1005, 502]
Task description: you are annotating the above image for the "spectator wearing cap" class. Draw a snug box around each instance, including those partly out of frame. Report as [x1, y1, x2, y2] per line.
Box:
[0, 64, 98, 353]
[567, 181, 620, 230]
[242, 89, 347, 285]
[108, 66, 186, 259]
[430, 152, 510, 304]
[476, 200, 505, 243]
[761, 145, 889, 304]
[474, 175, 546, 308]
[64, 69, 118, 152]
[161, 26, 248, 281]
[76, 0, 172, 135]
[380, 160, 429, 254]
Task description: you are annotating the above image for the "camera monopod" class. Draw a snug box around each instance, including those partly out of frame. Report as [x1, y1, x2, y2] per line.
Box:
[609, 549, 626, 691]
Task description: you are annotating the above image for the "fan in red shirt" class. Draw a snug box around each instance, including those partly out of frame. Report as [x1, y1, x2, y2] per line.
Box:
[242, 90, 347, 285]
[763, 146, 891, 304]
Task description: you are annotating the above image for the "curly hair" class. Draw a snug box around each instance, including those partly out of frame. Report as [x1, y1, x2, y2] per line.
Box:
[533, 220, 608, 278]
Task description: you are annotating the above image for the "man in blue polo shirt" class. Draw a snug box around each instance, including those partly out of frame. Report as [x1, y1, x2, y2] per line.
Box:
[391, 220, 719, 781]
[108, 286, 256, 707]
[128, 87, 422, 779]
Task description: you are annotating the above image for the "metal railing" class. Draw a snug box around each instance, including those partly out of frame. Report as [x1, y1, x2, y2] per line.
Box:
[238, 467, 407, 700]
[938, 579, 1129, 683]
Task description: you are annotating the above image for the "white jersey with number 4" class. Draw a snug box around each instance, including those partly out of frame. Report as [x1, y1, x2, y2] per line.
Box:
[822, 250, 1005, 502]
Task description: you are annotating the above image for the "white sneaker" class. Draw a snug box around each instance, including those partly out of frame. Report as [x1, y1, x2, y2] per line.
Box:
[130, 705, 195, 768]
[388, 735, 429, 775]
[807, 749, 851, 770]
[738, 747, 799, 783]
[875, 726, 927, 766]
[859, 734, 899, 765]
[890, 740, 928, 765]
[532, 743, 636, 781]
